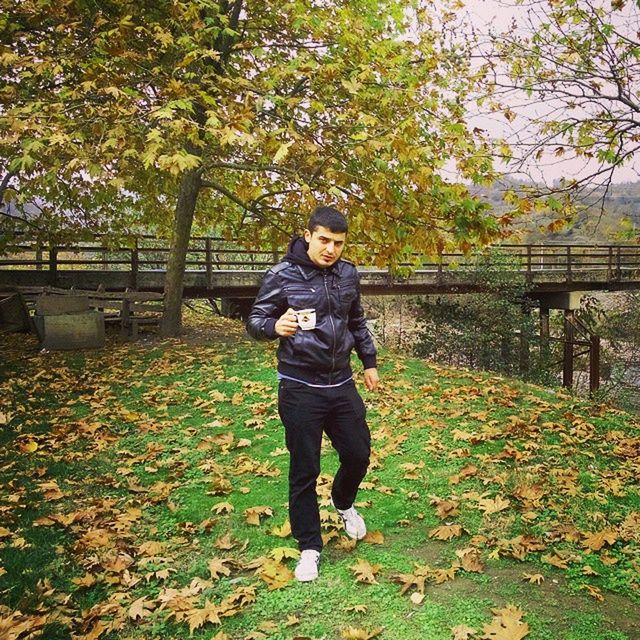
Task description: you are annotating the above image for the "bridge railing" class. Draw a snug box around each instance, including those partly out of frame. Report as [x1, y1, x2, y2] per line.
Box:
[2, 235, 640, 282]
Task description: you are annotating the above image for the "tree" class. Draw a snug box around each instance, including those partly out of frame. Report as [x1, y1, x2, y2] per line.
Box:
[1, 0, 503, 335]
[482, 0, 640, 219]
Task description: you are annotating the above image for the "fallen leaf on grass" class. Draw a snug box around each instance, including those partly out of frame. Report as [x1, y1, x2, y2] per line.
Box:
[363, 530, 384, 544]
[455, 548, 484, 573]
[429, 524, 464, 541]
[582, 584, 604, 601]
[541, 553, 569, 569]
[481, 605, 529, 640]
[340, 626, 384, 639]
[212, 501, 235, 514]
[477, 496, 510, 515]
[350, 558, 382, 584]
[208, 557, 234, 580]
[522, 573, 544, 585]
[244, 506, 273, 526]
[270, 521, 291, 538]
[345, 605, 368, 613]
[582, 529, 617, 551]
[452, 625, 477, 639]
[256, 558, 294, 590]
[129, 596, 156, 620]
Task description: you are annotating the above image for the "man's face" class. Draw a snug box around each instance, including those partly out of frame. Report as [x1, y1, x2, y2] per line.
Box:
[304, 225, 346, 268]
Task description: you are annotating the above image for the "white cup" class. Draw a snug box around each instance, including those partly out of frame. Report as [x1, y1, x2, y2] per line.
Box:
[295, 308, 316, 330]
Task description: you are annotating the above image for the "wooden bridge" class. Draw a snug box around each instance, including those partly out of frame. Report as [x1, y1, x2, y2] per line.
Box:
[2, 236, 640, 301]
[2, 235, 639, 394]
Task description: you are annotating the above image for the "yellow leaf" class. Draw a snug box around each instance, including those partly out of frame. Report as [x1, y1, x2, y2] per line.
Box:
[244, 506, 273, 526]
[363, 530, 385, 545]
[350, 558, 381, 584]
[270, 521, 291, 538]
[523, 573, 544, 585]
[20, 441, 38, 453]
[477, 496, 510, 515]
[212, 501, 235, 514]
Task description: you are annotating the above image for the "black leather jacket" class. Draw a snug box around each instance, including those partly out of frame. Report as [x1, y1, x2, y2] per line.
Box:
[246, 238, 377, 385]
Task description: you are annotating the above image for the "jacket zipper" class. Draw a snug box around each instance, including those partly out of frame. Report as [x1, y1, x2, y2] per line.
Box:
[323, 271, 337, 377]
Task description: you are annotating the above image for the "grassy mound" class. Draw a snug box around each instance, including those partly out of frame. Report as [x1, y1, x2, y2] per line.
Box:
[1, 311, 639, 640]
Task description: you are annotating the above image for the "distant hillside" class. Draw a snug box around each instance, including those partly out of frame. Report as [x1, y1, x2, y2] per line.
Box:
[472, 180, 640, 244]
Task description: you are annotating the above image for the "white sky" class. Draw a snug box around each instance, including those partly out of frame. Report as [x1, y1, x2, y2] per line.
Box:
[456, 0, 640, 185]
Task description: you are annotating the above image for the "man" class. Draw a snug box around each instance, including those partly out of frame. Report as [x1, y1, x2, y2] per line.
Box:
[246, 206, 379, 582]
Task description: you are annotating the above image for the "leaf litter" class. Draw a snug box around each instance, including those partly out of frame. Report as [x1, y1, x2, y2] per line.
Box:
[0, 311, 639, 638]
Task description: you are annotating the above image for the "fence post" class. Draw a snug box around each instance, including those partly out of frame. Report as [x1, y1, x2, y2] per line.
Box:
[607, 246, 613, 281]
[35, 243, 43, 271]
[616, 246, 621, 279]
[49, 246, 58, 286]
[130, 239, 139, 290]
[590, 333, 600, 394]
[206, 237, 213, 290]
[563, 310, 574, 389]
[566, 245, 572, 282]
[526, 245, 532, 283]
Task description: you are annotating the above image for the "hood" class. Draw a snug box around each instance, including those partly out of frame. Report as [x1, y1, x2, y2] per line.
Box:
[284, 236, 316, 268]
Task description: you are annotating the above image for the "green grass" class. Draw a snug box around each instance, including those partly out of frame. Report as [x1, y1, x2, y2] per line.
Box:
[0, 312, 639, 639]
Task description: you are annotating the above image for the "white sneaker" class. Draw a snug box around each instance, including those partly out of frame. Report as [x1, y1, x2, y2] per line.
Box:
[295, 549, 320, 582]
[334, 503, 367, 540]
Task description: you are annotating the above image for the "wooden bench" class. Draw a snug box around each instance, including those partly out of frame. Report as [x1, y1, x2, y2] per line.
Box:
[10, 286, 165, 341]
[120, 292, 164, 339]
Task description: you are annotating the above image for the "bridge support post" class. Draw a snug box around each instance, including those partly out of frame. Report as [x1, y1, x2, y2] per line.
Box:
[563, 309, 575, 389]
[590, 334, 600, 394]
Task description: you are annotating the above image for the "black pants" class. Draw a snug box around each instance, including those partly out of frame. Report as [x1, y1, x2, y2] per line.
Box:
[278, 378, 371, 552]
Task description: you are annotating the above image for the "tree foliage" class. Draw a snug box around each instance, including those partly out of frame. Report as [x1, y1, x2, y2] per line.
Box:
[1, 0, 503, 332]
[484, 0, 640, 215]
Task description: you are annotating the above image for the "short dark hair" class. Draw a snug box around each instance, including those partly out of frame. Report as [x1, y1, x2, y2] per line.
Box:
[307, 206, 348, 234]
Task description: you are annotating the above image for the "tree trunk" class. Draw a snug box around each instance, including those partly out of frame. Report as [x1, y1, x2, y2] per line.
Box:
[161, 168, 202, 336]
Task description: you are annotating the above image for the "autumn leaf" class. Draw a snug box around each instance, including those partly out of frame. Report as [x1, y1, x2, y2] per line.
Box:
[541, 553, 569, 569]
[363, 530, 385, 545]
[455, 548, 484, 573]
[345, 604, 368, 613]
[270, 521, 292, 538]
[477, 496, 510, 515]
[582, 529, 617, 551]
[350, 558, 382, 584]
[340, 626, 384, 639]
[429, 524, 464, 541]
[581, 584, 604, 601]
[214, 533, 239, 550]
[522, 573, 544, 585]
[481, 605, 529, 640]
[186, 598, 222, 633]
[269, 547, 299, 562]
[256, 558, 294, 590]
[244, 505, 273, 526]
[212, 501, 235, 514]
[452, 625, 477, 640]
[129, 596, 155, 620]
[431, 498, 460, 519]
[208, 557, 234, 580]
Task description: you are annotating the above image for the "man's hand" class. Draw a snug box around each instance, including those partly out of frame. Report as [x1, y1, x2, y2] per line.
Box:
[363, 368, 379, 391]
[275, 308, 298, 337]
